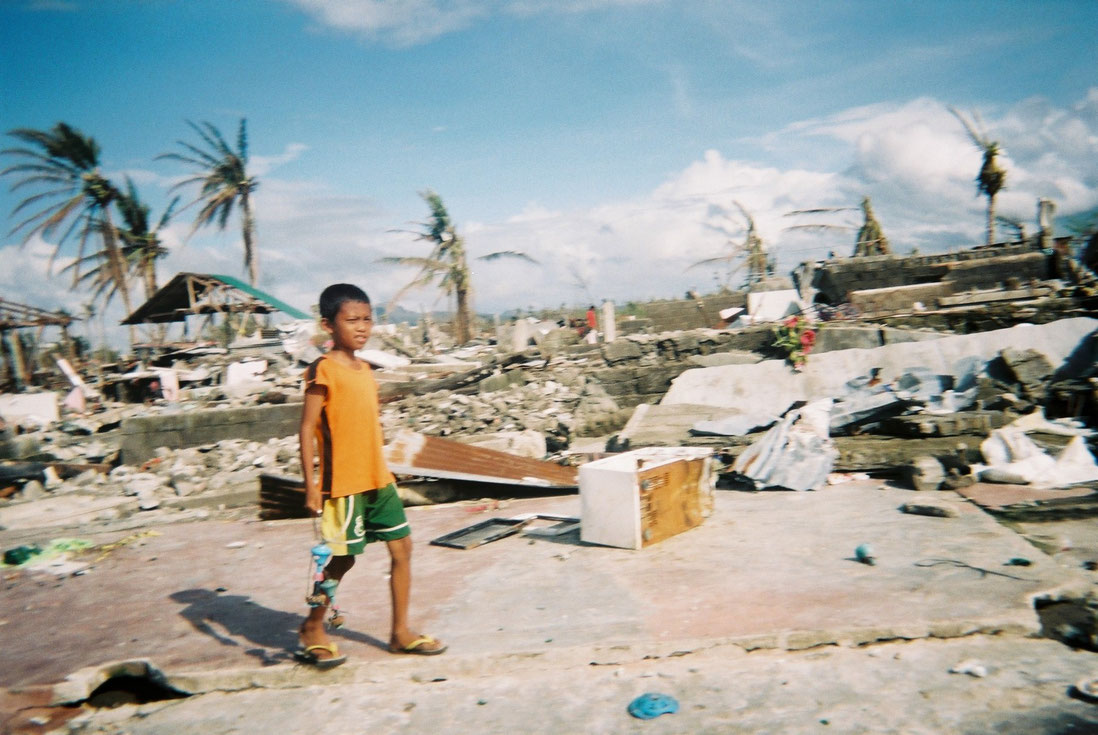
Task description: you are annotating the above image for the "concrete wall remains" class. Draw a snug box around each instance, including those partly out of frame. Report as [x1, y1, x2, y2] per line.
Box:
[121, 402, 302, 464]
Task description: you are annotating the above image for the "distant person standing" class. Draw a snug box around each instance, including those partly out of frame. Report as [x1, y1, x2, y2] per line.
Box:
[585, 305, 598, 333]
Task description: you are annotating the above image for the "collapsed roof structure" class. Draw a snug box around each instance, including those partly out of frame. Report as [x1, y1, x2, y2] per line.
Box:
[0, 297, 75, 390]
[121, 272, 309, 325]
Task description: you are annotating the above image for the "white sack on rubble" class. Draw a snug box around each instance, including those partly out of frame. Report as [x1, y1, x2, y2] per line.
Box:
[976, 427, 1098, 487]
[731, 398, 836, 491]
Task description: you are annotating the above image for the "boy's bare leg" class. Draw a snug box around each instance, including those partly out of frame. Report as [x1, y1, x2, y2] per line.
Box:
[387, 535, 445, 652]
[300, 554, 354, 658]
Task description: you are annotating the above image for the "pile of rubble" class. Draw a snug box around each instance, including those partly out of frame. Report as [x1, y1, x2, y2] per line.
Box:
[1, 310, 1097, 528]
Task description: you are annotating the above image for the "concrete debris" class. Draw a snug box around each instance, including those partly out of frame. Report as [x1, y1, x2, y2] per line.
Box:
[949, 659, 989, 678]
[908, 455, 946, 492]
[899, 501, 959, 518]
[976, 430, 1098, 488]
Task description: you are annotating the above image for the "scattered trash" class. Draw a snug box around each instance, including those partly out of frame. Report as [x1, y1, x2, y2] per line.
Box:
[854, 543, 876, 566]
[1005, 557, 1032, 567]
[899, 502, 958, 518]
[627, 692, 679, 720]
[430, 518, 531, 549]
[975, 429, 1098, 487]
[1074, 676, 1098, 703]
[915, 558, 1031, 581]
[512, 514, 581, 538]
[826, 472, 870, 485]
[225, 541, 247, 549]
[949, 659, 988, 678]
[3, 544, 42, 566]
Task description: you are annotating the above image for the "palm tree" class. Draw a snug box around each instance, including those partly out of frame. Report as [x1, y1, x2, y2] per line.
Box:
[159, 118, 259, 285]
[688, 200, 772, 288]
[381, 190, 536, 344]
[784, 196, 891, 257]
[950, 107, 1007, 246]
[115, 178, 178, 301]
[61, 178, 178, 308]
[1, 122, 134, 322]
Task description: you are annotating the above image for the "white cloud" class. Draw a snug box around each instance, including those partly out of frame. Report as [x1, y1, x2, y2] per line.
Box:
[286, 0, 490, 46]
[284, 0, 662, 45]
[250, 142, 309, 176]
[6, 89, 1097, 340]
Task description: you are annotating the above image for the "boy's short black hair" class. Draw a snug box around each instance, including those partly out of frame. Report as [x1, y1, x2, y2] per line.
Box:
[319, 283, 371, 322]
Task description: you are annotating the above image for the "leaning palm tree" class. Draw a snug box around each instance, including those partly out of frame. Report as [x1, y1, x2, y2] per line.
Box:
[784, 196, 891, 257]
[381, 190, 536, 344]
[950, 106, 1007, 246]
[61, 179, 179, 309]
[115, 178, 178, 301]
[158, 118, 259, 285]
[688, 200, 771, 288]
[0, 122, 134, 324]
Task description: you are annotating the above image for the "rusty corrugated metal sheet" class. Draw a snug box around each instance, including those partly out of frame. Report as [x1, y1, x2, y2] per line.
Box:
[384, 430, 578, 488]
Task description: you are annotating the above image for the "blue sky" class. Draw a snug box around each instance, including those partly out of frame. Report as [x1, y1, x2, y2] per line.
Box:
[2, 0, 1097, 342]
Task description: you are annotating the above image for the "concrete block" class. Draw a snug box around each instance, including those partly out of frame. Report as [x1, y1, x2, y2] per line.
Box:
[813, 326, 882, 353]
[121, 402, 301, 465]
[0, 392, 59, 424]
[601, 340, 643, 364]
[880, 327, 946, 345]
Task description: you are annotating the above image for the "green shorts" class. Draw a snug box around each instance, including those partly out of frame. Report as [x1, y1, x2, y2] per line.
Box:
[320, 483, 409, 555]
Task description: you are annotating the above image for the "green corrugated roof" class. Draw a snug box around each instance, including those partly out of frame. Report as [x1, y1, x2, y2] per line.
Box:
[209, 274, 310, 320]
[121, 272, 310, 324]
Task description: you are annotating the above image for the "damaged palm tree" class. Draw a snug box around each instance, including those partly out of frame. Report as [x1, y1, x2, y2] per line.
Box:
[1, 123, 135, 339]
[950, 106, 1007, 247]
[688, 200, 772, 288]
[785, 196, 890, 257]
[62, 178, 178, 305]
[159, 119, 259, 286]
[382, 190, 536, 345]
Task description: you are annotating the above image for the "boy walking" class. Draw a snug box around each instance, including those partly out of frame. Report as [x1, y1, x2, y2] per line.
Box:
[296, 283, 446, 668]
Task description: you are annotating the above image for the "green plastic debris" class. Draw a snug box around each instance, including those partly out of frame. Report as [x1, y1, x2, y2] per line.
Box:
[3, 544, 42, 566]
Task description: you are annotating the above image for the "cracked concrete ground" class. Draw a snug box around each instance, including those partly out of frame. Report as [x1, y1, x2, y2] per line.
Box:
[3, 481, 1098, 733]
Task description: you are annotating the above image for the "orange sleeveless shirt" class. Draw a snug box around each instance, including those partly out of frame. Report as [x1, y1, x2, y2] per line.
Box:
[304, 355, 395, 498]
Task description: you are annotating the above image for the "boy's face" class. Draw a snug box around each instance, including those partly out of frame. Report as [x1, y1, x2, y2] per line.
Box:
[323, 300, 373, 351]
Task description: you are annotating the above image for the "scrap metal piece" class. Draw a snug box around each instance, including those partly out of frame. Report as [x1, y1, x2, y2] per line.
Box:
[429, 518, 531, 549]
[384, 430, 578, 489]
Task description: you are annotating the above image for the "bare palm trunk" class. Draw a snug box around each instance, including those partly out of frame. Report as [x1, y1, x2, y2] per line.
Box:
[101, 211, 136, 347]
[986, 194, 997, 246]
[242, 193, 258, 286]
[454, 287, 472, 345]
[143, 254, 157, 301]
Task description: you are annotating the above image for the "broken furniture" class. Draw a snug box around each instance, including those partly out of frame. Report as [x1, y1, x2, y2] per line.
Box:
[579, 447, 715, 549]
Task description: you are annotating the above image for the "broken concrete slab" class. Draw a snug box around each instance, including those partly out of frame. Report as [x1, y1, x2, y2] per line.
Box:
[952, 481, 1098, 521]
[0, 392, 59, 425]
[614, 403, 747, 449]
[662, 318, 1098, 418]
[878, 410, 1009, 437]
[997, 346, 1055, 401]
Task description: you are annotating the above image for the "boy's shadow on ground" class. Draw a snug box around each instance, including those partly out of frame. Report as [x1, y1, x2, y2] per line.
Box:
[170, 589, 388, 666]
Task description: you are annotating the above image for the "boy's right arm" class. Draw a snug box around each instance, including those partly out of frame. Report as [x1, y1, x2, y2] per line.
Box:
[300, 384, 327, 514]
